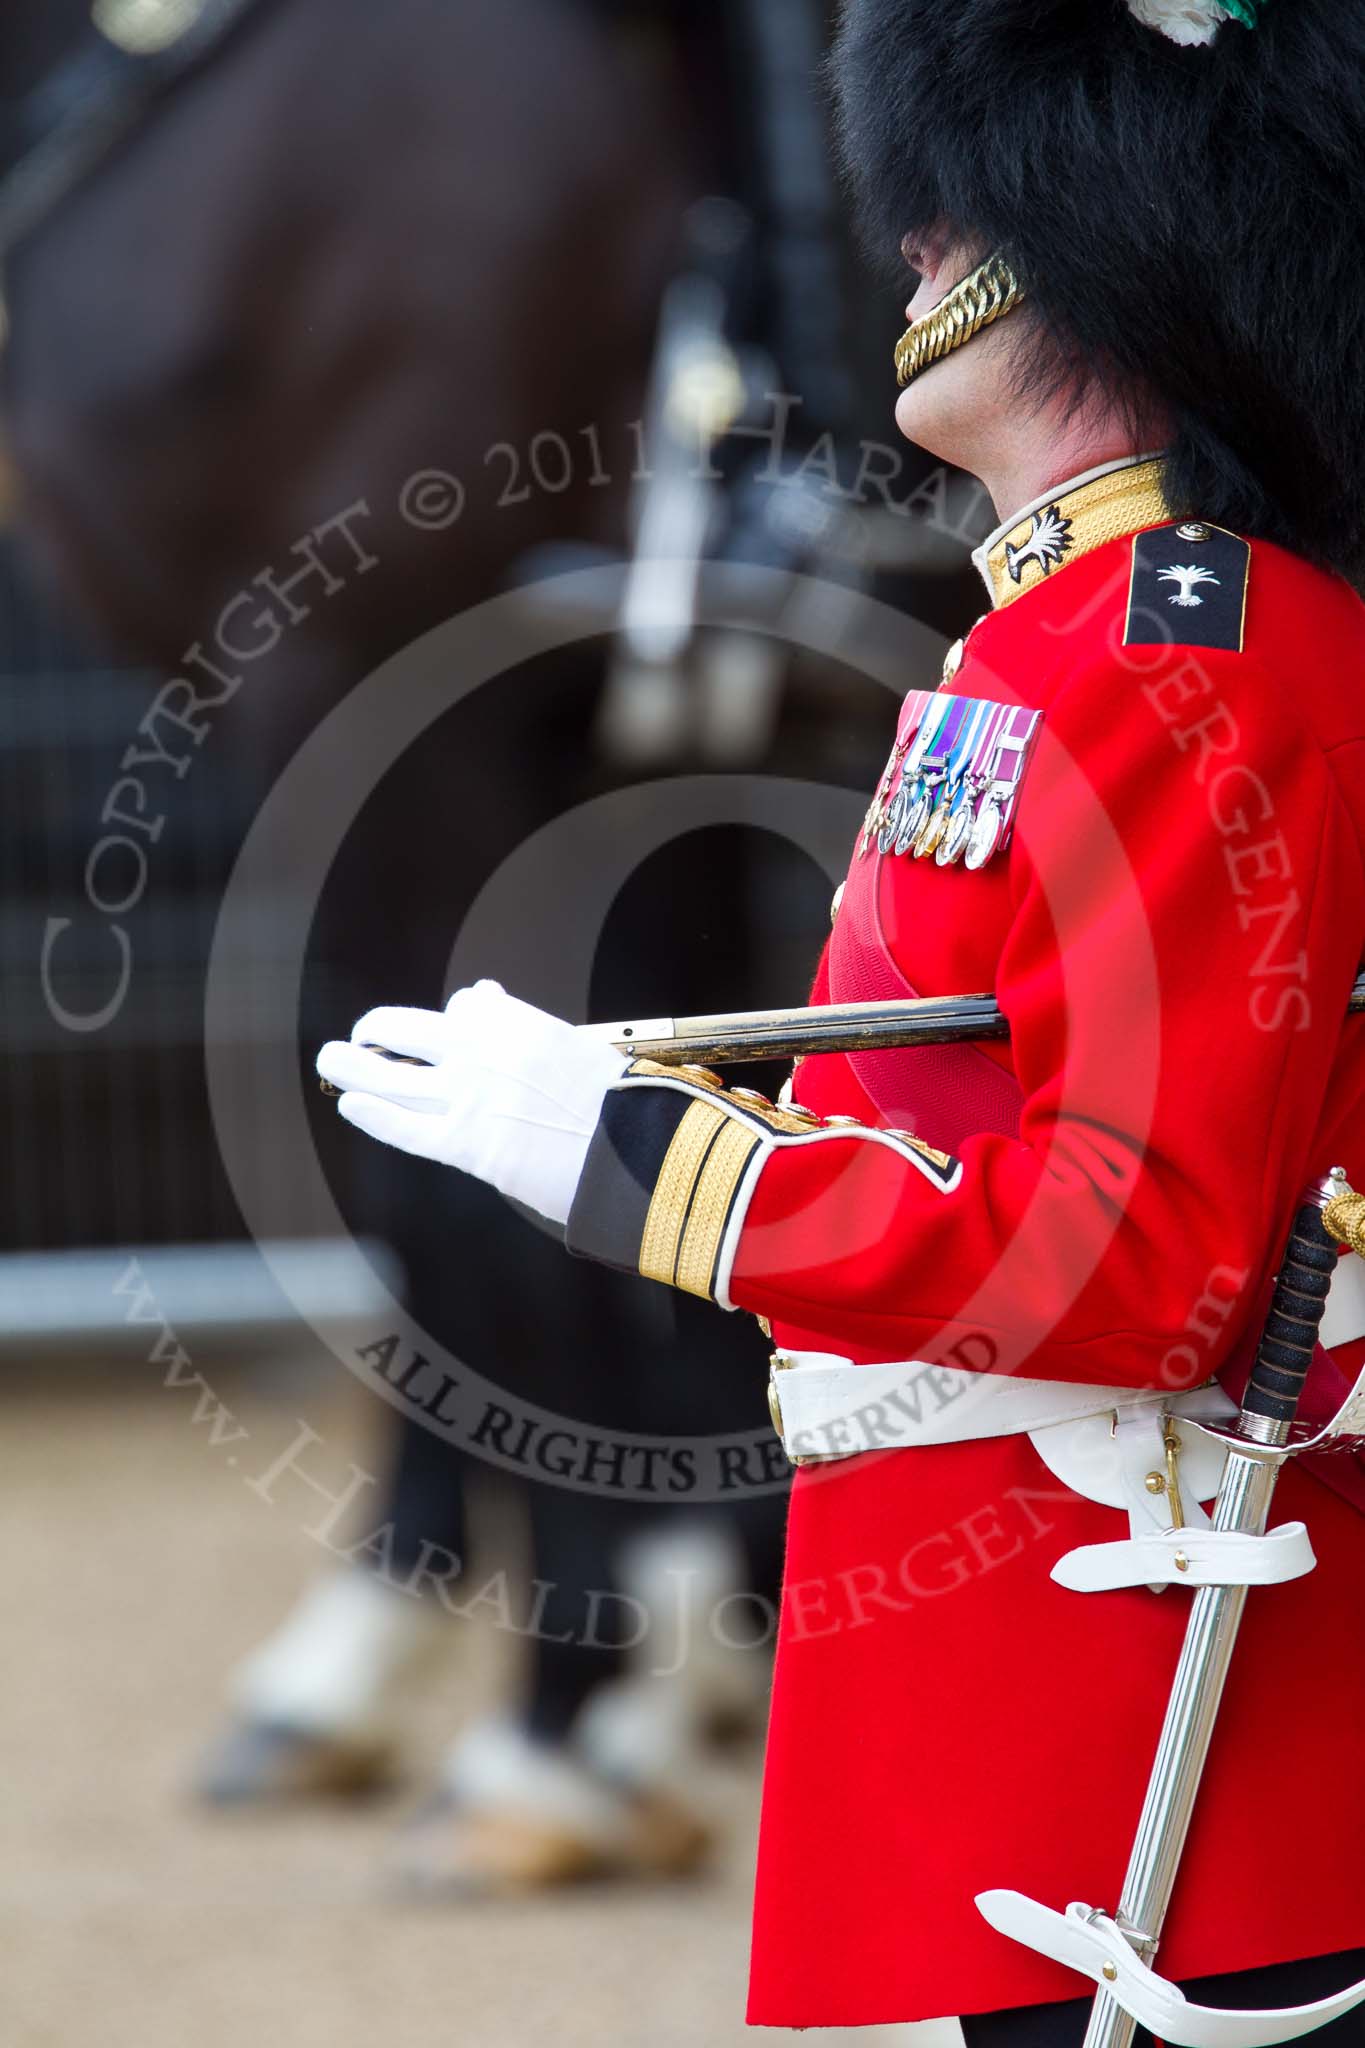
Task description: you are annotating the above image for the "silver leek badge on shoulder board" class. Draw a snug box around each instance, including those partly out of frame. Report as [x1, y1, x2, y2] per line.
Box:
[866, 690, 1043, 873]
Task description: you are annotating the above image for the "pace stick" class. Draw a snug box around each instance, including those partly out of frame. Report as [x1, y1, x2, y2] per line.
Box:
[319, 972, 1365, 1091]
[584, 969, 1365, 1068]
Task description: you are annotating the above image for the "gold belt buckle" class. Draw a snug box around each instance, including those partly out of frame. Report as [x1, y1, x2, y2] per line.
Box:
[767, 1352, 806, 1467]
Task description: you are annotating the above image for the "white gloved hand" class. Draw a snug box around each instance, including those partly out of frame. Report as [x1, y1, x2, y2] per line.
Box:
[316, 980, 628, 1226]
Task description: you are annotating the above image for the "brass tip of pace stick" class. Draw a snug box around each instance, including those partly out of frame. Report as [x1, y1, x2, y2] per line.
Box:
[318, 1044, 430, 1100]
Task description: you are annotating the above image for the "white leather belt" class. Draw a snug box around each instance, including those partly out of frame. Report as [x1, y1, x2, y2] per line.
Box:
[770, 1254, 1365, 1477]
[768, 1354, 1316, 1595]
[768, 1352, 1160, 1460]
[976, 1892, 1365, 2048]
[769, 1352, 1239, 1465]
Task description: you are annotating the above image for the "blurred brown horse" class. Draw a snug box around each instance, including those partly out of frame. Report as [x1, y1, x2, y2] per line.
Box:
[1, 0, 687, 677]
[0, 0, 798, 1830]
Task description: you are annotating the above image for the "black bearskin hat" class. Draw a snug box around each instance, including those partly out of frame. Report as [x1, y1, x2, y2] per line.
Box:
[830, 0, 1365, 581]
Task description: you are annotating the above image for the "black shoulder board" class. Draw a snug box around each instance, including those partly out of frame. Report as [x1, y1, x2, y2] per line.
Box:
[1123, 522, 1250, 653]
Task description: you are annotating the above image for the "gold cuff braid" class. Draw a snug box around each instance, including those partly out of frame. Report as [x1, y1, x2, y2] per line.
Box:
[894, 252, 1025, 390]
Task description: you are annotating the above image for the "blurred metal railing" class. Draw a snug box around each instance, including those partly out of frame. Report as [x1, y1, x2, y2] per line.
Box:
[0, 535, 372, 1345]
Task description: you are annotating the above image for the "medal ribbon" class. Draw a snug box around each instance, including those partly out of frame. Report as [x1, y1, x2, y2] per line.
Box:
[963, 700, 1011, 798]
[940, 696, 993, 795]
[926, 697, 998, 864]
[902, 690, 955, 780]
[985, 705, 1043, 843]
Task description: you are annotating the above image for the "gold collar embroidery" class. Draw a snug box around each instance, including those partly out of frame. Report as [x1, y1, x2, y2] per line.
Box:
[972, 454, 1172, 610]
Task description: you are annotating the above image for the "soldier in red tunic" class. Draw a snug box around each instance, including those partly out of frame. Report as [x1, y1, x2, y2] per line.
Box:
[319, 0, 1365, 2038]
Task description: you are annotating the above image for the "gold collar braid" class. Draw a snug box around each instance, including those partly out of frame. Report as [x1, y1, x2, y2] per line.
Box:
[894, 253, 1025, 389]
[974, 455, 1172, 609]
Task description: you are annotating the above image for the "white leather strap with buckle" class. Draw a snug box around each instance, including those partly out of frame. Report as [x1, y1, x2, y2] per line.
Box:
[975, 1891, 1365, 2048]
[1050, 1520, 1316, 1592]
[1045, 1393, 1234, 1521]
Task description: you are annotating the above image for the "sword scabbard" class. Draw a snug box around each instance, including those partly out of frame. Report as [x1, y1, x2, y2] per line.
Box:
[1082, 1168, 1354, 2048]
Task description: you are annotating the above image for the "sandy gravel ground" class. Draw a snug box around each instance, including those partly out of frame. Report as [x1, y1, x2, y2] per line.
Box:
[0, 1361, 959, 2048]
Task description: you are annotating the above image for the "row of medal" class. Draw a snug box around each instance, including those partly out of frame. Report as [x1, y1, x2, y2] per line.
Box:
[857, 685, 1043, 872]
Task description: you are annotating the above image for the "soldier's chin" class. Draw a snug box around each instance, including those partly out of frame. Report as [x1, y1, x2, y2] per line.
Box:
[893, 347, 983, 471]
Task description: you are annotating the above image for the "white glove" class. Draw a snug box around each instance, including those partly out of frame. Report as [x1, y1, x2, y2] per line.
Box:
[316, 980, 628, 1226]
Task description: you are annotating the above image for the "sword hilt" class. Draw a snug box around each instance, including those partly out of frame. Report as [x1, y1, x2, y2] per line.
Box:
[1242, 1172, 1345, 1440]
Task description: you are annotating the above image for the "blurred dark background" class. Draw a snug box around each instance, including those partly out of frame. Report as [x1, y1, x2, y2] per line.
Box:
[0, 5, 982, 2044]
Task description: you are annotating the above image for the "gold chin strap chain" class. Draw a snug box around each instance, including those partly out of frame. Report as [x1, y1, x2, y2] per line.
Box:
[894, 251, 1025, 390]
